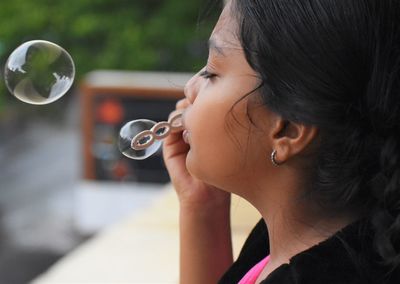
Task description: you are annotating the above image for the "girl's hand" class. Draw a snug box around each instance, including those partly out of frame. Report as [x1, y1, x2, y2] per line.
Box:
[163, 99, 233, 284]
[163, 98, 230, 209]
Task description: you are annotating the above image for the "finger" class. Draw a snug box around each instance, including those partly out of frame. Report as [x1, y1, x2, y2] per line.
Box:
[176, 98, 190, 110]
[162, 131, 191, 176]
[164, 129, 184, 147]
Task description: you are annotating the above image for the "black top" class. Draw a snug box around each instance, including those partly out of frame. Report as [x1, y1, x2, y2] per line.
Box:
[219, 219, 400, 284]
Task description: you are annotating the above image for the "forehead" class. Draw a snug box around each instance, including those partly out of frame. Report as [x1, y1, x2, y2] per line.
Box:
[210, 2, 240, 51]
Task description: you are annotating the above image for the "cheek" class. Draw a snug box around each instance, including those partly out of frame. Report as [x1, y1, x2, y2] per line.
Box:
[186, 137, 239, 183]
[182, 71, 265, 187]
[184, 99, 249, 186]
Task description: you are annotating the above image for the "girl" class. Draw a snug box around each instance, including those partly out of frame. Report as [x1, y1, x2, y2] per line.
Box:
[163, 0, 400, 283]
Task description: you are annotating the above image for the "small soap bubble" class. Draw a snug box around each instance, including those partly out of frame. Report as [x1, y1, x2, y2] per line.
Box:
[4, 40, 75, 105]
[118, 119, 162, 160]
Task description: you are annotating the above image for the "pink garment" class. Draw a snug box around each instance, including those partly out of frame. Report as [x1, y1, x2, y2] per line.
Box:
[238, 255, 270, 284]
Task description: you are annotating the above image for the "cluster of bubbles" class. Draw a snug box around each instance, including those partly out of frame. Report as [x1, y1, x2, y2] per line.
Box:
[3, 40, 181, 160]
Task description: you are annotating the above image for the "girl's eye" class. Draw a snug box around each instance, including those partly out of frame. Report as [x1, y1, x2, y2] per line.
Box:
[199, 70, 216, 79]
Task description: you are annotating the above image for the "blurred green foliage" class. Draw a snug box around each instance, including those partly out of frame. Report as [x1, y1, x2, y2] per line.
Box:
[0, 0, 222, 112]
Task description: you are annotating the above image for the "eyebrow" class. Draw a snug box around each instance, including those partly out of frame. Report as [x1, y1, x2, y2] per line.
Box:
[208, 38, 226, 57]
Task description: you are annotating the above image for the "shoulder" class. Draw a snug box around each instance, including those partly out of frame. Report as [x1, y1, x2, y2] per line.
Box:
[220, 218, 400, 284]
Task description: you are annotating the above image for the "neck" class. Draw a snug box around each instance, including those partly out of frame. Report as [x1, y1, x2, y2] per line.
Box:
[247, 168, 356, 273]
[263, 205, 354, 270]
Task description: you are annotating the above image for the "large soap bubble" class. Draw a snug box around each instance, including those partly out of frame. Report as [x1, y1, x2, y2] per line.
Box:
[4, 40, 75, 105]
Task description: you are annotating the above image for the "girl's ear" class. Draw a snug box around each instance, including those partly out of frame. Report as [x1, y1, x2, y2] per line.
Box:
[270, 117, 318, 165]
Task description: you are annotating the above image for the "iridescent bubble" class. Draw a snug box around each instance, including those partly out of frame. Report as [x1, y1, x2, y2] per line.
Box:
[4, 40, 75, 105]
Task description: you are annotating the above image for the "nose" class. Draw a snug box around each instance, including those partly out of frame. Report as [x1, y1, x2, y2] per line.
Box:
[184, 73, 200, 104]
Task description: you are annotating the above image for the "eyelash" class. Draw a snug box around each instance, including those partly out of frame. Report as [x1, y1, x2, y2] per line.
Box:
[199, 69, 217, 79]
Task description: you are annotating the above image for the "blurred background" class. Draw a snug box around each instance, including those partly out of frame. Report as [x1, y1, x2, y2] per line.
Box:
[0, 1, 222, 283]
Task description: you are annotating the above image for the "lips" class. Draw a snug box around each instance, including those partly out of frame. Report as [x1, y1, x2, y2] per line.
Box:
[180, 112, 190, 144]
[182, 130, 190, 144]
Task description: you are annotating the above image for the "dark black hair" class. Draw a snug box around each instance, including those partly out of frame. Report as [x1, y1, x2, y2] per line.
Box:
[232, 0, 400, 275]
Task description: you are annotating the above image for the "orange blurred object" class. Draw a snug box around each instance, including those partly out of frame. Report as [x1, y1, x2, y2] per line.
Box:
[97, 99, 124, 124]
[112, 160, 131, 180]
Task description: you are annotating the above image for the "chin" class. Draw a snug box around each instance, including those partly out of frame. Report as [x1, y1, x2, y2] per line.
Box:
[186, 150, 211, 182]
[185, 151, 229, 190]
[185, 150, 200, 177]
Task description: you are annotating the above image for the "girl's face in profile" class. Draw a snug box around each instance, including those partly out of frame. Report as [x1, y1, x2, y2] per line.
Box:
[182, 2, 274, 192]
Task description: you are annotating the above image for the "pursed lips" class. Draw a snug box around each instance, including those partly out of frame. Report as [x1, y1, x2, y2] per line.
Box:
[182, 130, 190, 144]
[180, 111, 190, 144]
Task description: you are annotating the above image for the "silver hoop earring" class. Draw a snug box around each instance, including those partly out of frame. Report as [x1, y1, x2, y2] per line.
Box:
[271, 149, 280, 167]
